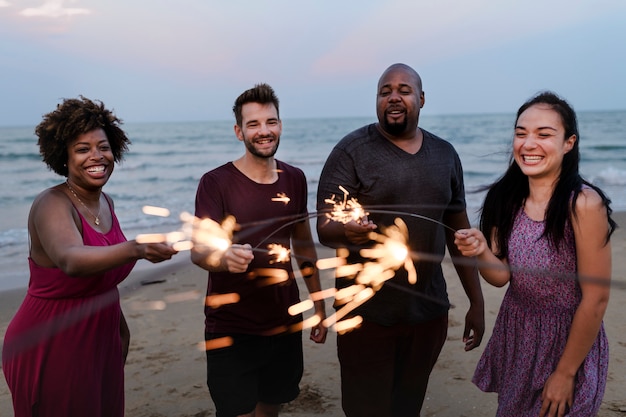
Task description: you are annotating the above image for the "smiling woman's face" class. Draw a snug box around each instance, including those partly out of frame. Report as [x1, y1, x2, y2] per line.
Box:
[513, 104, 576, 181]
[66, 128, 115, 188]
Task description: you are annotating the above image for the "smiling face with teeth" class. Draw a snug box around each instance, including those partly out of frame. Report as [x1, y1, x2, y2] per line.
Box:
[513, 104, 576, 182]
[234, 102, 282, 159]
[66, 128, 114, 189]
[376, 64, 425, 138]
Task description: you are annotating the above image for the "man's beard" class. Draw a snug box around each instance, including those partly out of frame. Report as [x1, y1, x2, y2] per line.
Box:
[243, 135, 280, 158]
[380, 117, 408, 136]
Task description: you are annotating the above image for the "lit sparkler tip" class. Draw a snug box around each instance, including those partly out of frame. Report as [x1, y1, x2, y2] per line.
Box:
[267, 243, 291, 263]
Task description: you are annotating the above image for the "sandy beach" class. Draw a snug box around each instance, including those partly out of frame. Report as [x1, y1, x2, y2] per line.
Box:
[1, 213, 626, 417]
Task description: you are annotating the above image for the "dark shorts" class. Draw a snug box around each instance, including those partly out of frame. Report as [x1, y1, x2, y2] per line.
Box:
[337, 314, 448, 417]
[205, 331, 303, 417]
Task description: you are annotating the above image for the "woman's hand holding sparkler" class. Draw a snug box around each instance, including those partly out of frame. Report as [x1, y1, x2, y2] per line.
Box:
[137, 242, 179, 264]
[454, 228, 488, 258]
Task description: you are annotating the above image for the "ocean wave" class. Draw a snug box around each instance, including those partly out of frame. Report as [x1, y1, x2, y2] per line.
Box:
[0, 152, 41, 162]
[590, 167, 626, 186]
[0, 228, 28, 247]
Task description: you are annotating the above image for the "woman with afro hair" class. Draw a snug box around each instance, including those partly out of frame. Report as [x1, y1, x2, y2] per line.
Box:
[2, 96, 178, 417]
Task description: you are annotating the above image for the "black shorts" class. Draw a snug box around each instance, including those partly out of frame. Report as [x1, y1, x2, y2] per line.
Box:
[205, 331, 303, 417]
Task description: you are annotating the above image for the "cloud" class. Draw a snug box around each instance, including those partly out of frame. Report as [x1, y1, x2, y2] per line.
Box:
[20, 0, 90, 18]
[0, 1, 11, 7]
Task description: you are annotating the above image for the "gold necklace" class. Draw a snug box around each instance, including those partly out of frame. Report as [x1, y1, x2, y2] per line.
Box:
[66, 180, 101, 225]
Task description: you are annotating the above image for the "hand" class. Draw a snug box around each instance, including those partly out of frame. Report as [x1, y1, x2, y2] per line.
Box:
[223, 244, 254, 273]
[309, 303, 328, 343]
[141, 242, 178, 263]
[454, 228, 488, 258]
[462, 302, 484, 351]
[344, 219, 377, 245]
[539, 370, 574, 417]
[310, 322, 328, 344]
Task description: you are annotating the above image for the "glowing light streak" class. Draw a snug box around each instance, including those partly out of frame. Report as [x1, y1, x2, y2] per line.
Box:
[271, 193, 290, 204]
[201, 336, 234, 351]
[288, 299, 314, 316]
[334, 316, 363, 335]
[309, 288, 337, 302]
[171, 240, 193, 251]
[135, 233, 166, 244]
[289, 314, 322, 333]
[315, 256, 347, 270]
[163, 290, 202, 304]
[252, 268, 290, 286]
[335, 263, 364, 278]
[335, 284, 366, 302]
[142, 205, 171, 217]
[205, 293, 241, 308]
[323, 287, 374, 327]
[129, 300, 167, 311]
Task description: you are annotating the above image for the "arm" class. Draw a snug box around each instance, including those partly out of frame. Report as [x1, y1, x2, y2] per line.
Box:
[291, 218, 328, 344]
[120, 310, 130, 365]
[444, 210, 485, 351]
[539, 189, 611, 417]
[191, 243, 254, 273]
[454, 227, 511, 288]
[317, 218, 377, 248]
[30, 189, 177, 277]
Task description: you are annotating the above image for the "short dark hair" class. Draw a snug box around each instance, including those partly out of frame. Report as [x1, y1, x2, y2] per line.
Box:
[36, 96, 130, 176]
[232, 83, 280, 127]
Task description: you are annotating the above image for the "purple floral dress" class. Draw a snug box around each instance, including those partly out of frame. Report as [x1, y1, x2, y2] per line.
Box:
[473, 209, 608, 416]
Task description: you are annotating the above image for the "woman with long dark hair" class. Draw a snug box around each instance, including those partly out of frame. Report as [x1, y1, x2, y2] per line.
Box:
[455, 91, 615, 416]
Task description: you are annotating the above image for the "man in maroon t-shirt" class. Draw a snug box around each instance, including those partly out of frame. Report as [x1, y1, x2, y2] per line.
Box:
[191, 83, 327, 417]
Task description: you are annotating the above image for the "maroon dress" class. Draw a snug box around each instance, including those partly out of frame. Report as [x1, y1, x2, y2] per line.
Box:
[2, 199, 135, 417]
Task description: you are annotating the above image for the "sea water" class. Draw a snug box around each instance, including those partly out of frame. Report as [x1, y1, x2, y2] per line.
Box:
[1, 112, 625, 291]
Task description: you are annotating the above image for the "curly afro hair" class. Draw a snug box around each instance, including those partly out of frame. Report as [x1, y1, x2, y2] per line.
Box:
[36, 96, 131, 176]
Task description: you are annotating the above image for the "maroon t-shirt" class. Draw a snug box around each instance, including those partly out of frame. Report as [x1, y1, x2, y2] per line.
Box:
[195, 161, 307, 335]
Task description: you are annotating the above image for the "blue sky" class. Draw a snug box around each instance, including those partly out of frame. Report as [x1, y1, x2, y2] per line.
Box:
[1, 0, 625, 127]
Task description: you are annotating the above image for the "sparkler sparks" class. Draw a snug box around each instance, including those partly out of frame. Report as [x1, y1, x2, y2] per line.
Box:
[324, 185, 369, 224]
[130, 191, 452, 337]
[267, 243, 291, 263]
[271, 192, 291, 205]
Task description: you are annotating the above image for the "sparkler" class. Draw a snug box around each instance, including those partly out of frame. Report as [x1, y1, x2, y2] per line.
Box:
[267, 243, 291, 263]
[324, 185, 369, 224]
[10, 195, 622, 367]
[131, 192, 617, 339]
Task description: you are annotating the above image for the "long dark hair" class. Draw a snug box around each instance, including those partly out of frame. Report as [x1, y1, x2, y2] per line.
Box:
[479, 91, 616, 257]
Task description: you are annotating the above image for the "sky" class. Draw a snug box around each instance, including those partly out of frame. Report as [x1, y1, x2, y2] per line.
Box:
[1, 0, 625, 127]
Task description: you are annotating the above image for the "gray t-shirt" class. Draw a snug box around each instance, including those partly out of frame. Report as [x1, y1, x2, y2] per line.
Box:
[316, 124, 466, 325]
